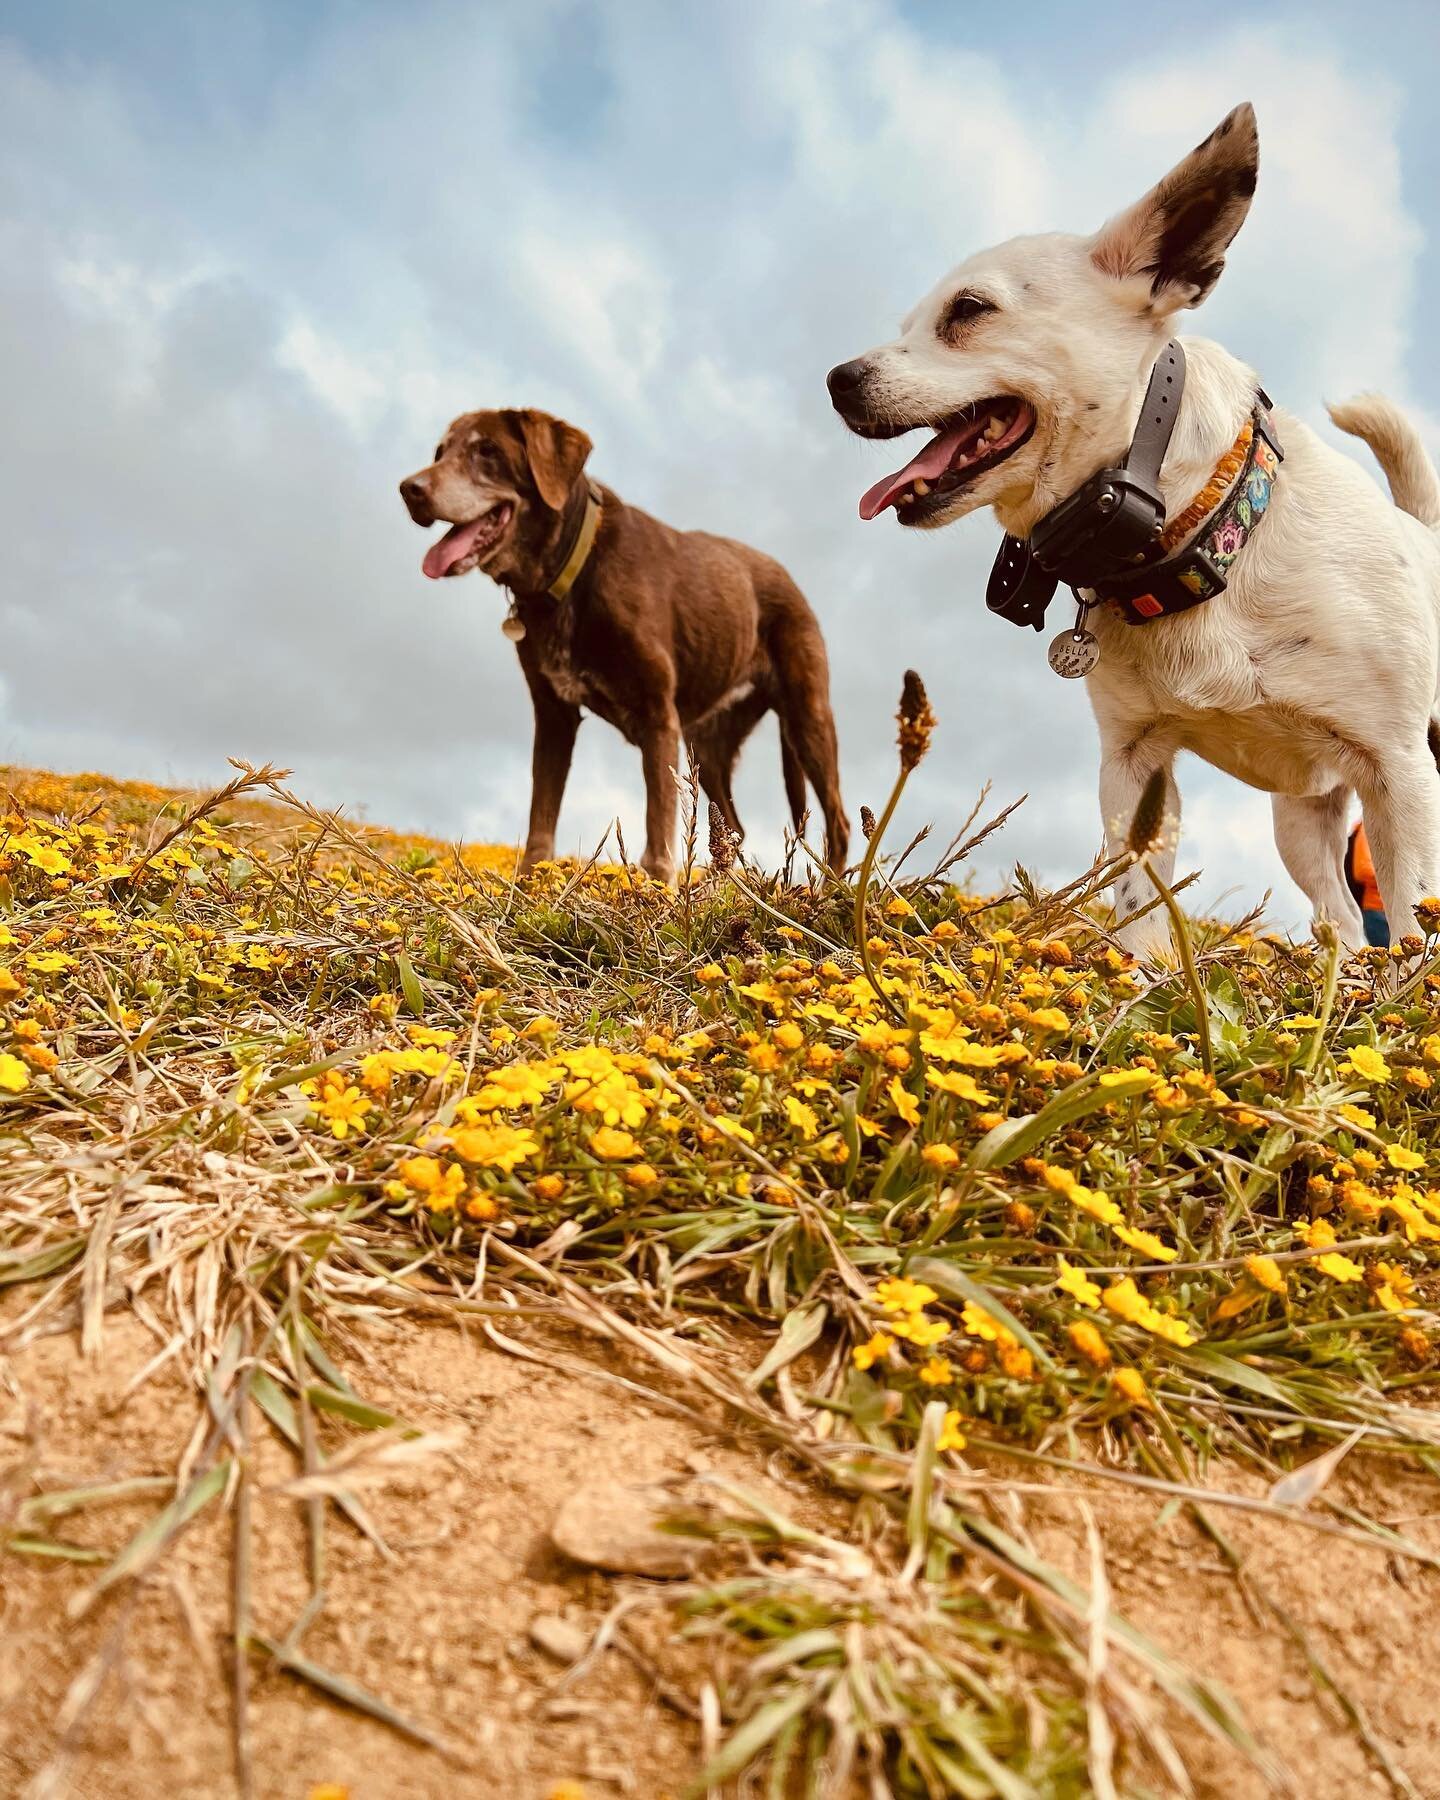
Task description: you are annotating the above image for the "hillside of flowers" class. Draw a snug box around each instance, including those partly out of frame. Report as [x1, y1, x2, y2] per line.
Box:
[4, 727, 1440, 1796]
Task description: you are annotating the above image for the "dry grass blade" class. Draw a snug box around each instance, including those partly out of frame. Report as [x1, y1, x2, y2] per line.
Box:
[250, 1633, 466, 1764]
[268, 1428, 460, 1500]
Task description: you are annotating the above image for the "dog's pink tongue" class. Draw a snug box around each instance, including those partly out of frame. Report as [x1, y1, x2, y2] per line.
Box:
[858, 423, 971, 520]
[422, 517, 488, 580]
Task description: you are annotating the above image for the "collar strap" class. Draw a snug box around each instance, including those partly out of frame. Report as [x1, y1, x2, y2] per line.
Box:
[1099, 407, 1282, 623]
[546, 481, 603, 602]
[1124, 340, 1187, 488]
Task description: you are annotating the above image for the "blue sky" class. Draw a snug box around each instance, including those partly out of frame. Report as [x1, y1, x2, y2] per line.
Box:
[2, 0, 1437, 924]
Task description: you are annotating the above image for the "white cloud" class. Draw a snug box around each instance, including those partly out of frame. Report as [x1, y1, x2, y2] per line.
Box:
[0, 4, 1425, 933]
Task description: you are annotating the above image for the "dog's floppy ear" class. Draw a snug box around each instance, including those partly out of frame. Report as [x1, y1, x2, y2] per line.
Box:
[1089, 103, 1258, 308]
[513, 409, 593, 512]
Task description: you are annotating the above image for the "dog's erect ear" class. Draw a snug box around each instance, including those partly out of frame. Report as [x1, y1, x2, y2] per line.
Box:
[1089, 103, 1258, 308]
[514, 409, 593, 512]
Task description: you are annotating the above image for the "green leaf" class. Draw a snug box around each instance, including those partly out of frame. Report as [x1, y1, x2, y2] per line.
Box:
[687, 1684, 816, 1793]
[18, 1475, 172, 1526]
[304, 1385, 402, 1432]
[907, 1258, 1056, 1371]
[251, 1369, 300, 1444]
[968, 1070, 1155, 1170]
[0, 1238, 85, 1287]
[395, 952, 425, 1019]
[296, 1317, 353, 1393]
[1178, 1346, 1294, 1406]
[746, 1304, 827, 1389]
[91, 1458, 231, 1596]
[5, 1534, 107, 1563]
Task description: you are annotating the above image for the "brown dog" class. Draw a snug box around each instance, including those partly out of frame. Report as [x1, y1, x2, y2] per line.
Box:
[400, 408, 849, 880]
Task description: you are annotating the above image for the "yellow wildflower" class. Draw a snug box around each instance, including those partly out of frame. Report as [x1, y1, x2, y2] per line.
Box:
[890, 1313, 951, 1348]
[852, 1330, 894, 1371]
[1244, 1255, 1287, 1296]
[876, 1276, 938, 1314]
[926, 1070, 992, 1109]
[1101, 1277, 1196, 1347]
[888, 1075, 920, 1126]
[1067, 1319, 1111, 1368]
[23, 843, 73, 876]
[1343, 1044, 1391, 1084]
[1072, 1186, 1125, 1227]
[783, 1094, 819, 1138]
[1110, 1368, 1150, 1408]
[1112, 1224, 1178, 1262]
[1056, 1258, 1102, 1308]
[936, 1409, 968, 1453]
[920, 1142, 960, 1171]
[918, 1355, 955, 1386]
[589, 1125, 641, 1160]
[308, 1073, 370, 1140]
[445, 1123, 539, 1171]
[1387, 1144, 1425, 1172]
[0, 1052, 31, 1093]
[394, 1156, 467, 1211]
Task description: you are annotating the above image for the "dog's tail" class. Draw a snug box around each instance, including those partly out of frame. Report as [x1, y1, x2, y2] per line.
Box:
[1329, 394, 1440, 527]
[779, 729, 807, 837]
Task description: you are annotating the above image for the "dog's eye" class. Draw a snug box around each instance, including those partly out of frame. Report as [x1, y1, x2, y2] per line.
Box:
[941, 292, 996, 340]
[433, 443, 444, 462]
[472, 437, 498, 462]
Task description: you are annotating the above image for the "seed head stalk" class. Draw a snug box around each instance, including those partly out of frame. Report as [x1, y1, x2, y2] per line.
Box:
[1127, 770, 1213, 1079]
[855, 672, 935, 1024]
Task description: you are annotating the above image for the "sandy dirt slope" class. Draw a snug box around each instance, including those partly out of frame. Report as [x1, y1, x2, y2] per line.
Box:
[3, 1307, 1440, 1799]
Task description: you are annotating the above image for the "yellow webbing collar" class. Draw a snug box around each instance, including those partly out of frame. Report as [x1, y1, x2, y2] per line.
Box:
[546, 483, 603, 602]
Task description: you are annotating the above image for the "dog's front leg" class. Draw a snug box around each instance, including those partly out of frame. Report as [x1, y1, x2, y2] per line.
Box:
[1355, 751, 1440, 948]
[521, 682, 581, 873]
[1270, 790, 1365, 950]
[637, 701, 682, 884]
[1098, 746, 1179, 961]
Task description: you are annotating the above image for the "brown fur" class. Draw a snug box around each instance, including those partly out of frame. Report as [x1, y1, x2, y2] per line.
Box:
[400, 408, 849, 879]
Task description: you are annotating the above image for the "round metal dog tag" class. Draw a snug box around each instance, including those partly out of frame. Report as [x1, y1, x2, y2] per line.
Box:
[501, 610, 526, 642]
[1047, 627, 1100, 679]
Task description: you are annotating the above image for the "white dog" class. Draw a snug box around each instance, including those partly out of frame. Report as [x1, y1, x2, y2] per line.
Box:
[828, 103, 1440, 957]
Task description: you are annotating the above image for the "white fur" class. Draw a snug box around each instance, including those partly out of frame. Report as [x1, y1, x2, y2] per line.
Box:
[841, 109, 1440, 956]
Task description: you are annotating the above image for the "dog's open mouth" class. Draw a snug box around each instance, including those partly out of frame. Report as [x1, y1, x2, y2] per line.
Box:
[858, 399, 1035, 522]
[421, 503, 514, 579]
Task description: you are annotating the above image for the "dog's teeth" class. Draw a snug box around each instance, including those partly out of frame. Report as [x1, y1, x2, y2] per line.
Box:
[913, 478, 930, 496]
[985, 415, 1006, 440]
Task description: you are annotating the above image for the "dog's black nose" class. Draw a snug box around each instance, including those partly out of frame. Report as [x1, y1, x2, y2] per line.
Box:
[826, 358, 868, 403]
[399, 477, 427, 509]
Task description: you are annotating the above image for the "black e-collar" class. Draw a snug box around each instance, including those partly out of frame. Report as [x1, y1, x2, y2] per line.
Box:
[986, 342, 1185, 630]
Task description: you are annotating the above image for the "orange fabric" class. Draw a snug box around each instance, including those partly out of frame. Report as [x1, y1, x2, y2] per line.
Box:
[1351, 822, 1382, 913]
[1159, 420, 1255, 553]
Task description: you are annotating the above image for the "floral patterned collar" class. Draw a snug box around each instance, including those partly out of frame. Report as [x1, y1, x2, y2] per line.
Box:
[1099, 404, 1283, 623]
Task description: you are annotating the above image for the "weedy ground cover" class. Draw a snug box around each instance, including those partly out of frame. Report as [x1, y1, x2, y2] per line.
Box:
[3, 701, 1440, 1798]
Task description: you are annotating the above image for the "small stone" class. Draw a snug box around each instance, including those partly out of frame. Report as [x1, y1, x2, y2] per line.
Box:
[529, 1614, 590, 1664]
[550, 1481, 704, 1578]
